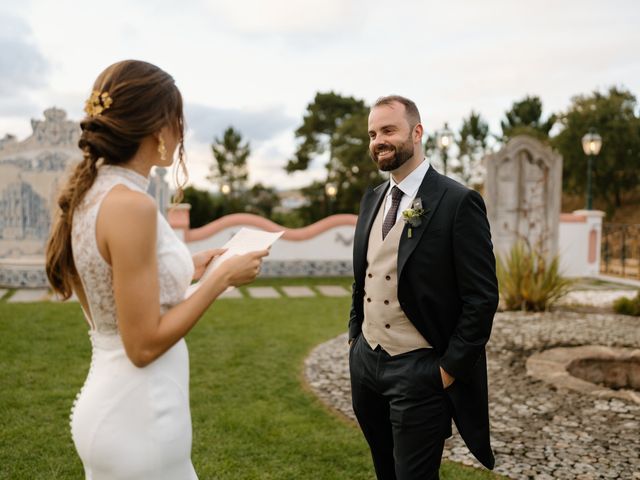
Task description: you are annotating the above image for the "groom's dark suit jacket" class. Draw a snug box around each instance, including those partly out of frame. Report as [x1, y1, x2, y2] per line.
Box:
[349, 166, 499, 469]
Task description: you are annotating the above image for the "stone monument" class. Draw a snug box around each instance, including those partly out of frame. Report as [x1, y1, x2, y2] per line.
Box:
[0, 108, 171, 288]
[0, 108, 81, 288]
[484, 135, 563, 259]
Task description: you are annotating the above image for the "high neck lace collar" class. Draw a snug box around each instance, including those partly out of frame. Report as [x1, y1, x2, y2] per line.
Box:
[100, 164, 150, 191]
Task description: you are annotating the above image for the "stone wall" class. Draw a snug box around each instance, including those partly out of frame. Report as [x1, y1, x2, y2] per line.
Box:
[0, 108, 170, 288]
[0, 108, 80, 260]
[174, 212, 357, 277]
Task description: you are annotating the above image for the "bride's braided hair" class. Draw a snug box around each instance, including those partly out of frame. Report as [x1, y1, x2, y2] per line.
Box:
[46, 60, 187, 299]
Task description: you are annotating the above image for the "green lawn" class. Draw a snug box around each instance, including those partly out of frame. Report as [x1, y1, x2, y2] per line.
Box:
[0, 279, 503, 479]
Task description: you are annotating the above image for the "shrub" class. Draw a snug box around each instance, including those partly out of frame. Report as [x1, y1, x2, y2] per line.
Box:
[497, 241, 574, 312]
[613, 291, 640, 316]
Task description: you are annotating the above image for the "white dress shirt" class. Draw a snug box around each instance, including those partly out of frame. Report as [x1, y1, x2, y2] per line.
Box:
[382, 159, 431, 221]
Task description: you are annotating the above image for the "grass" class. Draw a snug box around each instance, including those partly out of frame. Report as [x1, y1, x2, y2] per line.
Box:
[0, 279, 504, 479]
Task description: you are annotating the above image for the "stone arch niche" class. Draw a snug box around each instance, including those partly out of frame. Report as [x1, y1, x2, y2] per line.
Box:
[484, 135, 562, 259]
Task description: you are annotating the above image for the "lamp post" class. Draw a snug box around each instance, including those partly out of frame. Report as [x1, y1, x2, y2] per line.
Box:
[220, 183, 231, 215]
[325, 183, 337, 216]
[581, 128, 602, 210]
[437, 122, 454, 175]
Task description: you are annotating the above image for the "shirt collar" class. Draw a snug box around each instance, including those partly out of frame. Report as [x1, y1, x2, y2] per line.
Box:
[388, 159, 430, 199]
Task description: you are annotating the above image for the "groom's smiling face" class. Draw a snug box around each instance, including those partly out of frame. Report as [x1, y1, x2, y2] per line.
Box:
[368, 102, 416, 172]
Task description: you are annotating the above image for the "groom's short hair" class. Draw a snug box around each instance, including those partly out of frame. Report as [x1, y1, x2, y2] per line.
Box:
[373, 95, 421, 129]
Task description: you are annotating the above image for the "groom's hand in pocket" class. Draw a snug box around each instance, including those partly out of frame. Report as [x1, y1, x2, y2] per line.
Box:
[440, 366, 455, 389]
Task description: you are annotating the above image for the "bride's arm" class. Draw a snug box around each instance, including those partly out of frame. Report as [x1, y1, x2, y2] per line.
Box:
[102, 188, 266, 367]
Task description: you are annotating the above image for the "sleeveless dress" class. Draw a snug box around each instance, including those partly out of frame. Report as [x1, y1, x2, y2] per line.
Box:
[70, 165, 198, 479]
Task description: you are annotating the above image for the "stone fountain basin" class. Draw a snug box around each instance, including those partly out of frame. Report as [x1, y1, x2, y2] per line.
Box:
[568, 357, 640, 390]
[526, 346, 640, 404]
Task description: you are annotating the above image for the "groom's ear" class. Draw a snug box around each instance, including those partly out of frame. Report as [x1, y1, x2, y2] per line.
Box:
[413, 123, 424, 143]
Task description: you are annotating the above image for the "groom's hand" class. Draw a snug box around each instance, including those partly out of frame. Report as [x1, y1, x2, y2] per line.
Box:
[440, 366, 455, 389]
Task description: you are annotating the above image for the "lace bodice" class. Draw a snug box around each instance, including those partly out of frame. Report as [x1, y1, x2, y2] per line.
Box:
[72, 165, 194, 334]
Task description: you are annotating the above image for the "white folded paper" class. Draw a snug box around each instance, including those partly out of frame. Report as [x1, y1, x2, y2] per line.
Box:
[185, 227, 283, 298]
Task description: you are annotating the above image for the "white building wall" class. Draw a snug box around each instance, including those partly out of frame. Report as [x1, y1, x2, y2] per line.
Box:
[558, 210, 604, 277]
[178, 211, 604, 279]
[187, 225, 354, 261]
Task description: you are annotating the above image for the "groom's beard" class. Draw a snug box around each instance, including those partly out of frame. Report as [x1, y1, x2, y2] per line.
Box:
[370, 136, 414, 172]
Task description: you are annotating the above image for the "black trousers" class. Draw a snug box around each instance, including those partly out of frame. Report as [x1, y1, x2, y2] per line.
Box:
[349, 334, 452, 480]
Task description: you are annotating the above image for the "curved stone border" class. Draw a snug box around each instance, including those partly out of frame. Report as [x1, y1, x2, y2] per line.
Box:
[185, 213, 358, 242]
[527, 346, 640, 404]
[305, 312, 640, 479]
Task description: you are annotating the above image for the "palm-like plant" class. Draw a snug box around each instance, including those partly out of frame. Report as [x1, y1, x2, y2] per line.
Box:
[497, 242, 574, 311]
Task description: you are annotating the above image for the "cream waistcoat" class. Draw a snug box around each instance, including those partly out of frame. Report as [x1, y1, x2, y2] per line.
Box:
[362, 197, 430, 355]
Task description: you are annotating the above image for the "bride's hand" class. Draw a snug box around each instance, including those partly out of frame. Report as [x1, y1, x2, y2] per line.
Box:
[218, 249, 269, 287]
[192, 248, 227, 281]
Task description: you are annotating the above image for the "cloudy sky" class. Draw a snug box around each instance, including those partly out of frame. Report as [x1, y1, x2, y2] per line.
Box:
[1, 0, 639, 191]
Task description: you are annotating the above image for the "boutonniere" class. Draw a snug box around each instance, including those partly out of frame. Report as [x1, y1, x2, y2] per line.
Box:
[401, 198, 428, 238]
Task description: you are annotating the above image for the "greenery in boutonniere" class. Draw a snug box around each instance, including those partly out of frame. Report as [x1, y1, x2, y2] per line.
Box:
[401, 198, 427, 238]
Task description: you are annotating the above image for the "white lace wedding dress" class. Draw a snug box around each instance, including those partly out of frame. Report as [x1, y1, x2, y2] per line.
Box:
[70, 165, 198, 479]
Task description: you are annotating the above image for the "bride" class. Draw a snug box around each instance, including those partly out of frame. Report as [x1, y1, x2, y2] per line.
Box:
[45, 60, 268, 479]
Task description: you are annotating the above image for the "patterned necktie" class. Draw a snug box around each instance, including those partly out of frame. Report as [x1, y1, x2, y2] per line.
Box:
[382, 186, 404, 240]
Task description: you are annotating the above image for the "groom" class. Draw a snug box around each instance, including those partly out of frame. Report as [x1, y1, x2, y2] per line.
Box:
[348, 95, 498, 480]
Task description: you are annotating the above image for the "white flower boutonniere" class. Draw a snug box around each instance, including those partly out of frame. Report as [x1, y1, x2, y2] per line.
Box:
[401, 198, 427, 238]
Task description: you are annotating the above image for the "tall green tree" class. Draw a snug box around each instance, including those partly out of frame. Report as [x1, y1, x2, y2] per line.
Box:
[295, 180, 330, 225]
[286, 92, 379, 221]
[501, 95, 556, 141]
[552, 86, 640, 215]
[286, 91, 367, 174]
[182, 186, 224, 228]
[329, 110, 385, 214]
[244, 183, 280, 218]
[453, 111, 490, 189]
[208, 126, 250, 198]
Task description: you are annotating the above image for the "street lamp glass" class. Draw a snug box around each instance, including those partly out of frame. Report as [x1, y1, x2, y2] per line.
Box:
[581, 130, 602, 156]
[437, 123, 454, 150]
[325, 183, 337, 198]
[221, 184, 231, 195]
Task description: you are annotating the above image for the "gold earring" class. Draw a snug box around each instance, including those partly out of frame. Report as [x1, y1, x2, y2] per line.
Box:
[158, 137, 167, 162]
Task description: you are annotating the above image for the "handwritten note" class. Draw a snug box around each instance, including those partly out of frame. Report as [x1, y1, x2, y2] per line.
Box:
[185, 228, 283, 298]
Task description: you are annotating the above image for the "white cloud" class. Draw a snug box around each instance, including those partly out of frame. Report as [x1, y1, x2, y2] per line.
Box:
[0, 12, 49, 115]
[185, 103, 296, 143]
[184, 129, 326, 192]
[207, 0, 365, 35]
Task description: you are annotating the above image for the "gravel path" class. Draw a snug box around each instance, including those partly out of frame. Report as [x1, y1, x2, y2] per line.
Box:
[557, 290, 638, 307]
[304, 311, 640, 479]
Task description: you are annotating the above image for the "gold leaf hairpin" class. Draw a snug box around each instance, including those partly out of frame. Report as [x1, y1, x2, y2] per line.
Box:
[84, 90, 113, 117]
